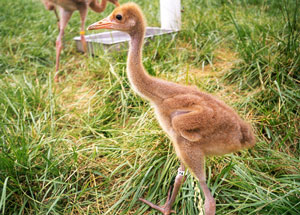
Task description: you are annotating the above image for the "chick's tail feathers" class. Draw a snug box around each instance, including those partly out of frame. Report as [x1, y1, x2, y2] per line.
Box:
[240, 122, 256, 148]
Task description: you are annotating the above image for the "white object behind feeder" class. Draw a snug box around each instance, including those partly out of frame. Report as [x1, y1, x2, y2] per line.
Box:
[74, 0, 181, 54]
[160, 0, 181, 30]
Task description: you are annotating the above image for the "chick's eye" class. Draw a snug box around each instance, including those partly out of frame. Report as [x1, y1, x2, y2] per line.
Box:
[116, 14, 122, 20]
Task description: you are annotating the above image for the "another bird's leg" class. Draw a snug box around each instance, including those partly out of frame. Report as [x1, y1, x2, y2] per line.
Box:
[139, 164, 186, 215]
[55, 8, 72, 81]
[79, 6, 88, 53]
[54, 9, 60, 30]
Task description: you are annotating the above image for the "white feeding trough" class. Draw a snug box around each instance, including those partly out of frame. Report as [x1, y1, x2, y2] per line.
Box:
[74, 0, 181, 54]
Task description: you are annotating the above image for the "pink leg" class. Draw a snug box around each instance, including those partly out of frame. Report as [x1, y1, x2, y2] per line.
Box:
[55, 8, 73, 82]
[193, 157, 216, 215]
[199, 181, 216, 215]
[139, 164, 186, 215]
[79, 6, 88, 53]
[54, 9, 60, 30]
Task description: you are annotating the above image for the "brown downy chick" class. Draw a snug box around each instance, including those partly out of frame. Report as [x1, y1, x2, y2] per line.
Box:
[88, 3, 255, 215]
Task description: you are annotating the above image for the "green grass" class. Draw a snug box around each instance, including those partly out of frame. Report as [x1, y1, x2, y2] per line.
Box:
[0, 0, 299, 214]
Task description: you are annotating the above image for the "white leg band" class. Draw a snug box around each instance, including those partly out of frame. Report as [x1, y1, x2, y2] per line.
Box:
[178, 170, 185, 176]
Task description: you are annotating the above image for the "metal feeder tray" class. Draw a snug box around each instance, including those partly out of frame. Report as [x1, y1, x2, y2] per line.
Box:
[74, 27, 178, 54]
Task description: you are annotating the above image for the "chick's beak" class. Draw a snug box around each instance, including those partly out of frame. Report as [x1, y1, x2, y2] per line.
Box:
[114, 2, 120, 7]
[87, 18, 114, 30]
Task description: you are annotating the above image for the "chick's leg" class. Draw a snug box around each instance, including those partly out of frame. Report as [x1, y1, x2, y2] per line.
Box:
[139, 164, 186, 215]
[190, 155, 216, 215]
